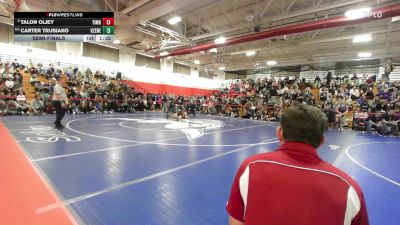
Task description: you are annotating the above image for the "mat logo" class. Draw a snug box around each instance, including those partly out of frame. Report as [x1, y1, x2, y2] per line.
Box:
[19, 125, 81, 143]
[108, 118, 224, 140]
[329, 145, 340, 151]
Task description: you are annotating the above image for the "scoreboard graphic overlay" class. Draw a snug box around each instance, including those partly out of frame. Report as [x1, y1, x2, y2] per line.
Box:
[14, 12, 114, 42]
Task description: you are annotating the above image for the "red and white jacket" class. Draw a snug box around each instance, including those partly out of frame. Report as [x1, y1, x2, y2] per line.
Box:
[227, 142, 369, 225]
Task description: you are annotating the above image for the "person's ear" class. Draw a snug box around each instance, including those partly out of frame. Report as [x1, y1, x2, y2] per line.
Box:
[276, 126, 284, 143]
[317, 135, 325, 148]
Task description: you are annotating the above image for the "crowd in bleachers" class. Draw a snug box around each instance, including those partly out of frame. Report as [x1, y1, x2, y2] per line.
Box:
[0, 60, 27, 116]
[0, 60, 135, 115]
[0, 59, 399, 135]
[199, 72, 399, 135]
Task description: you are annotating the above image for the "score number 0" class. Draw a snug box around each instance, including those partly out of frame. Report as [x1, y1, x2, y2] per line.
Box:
[102, 18, 114, 26]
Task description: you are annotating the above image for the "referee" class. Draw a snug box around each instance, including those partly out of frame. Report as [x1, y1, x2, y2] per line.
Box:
[52, 78, 68, 128]
[226, 104, 369, 225]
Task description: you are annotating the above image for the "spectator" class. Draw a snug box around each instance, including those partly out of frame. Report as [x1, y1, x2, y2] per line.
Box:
[0, 63, 5, 75]
[0, 99, 6, 116]
[31, 94, 45, 115]
[116, 71, 122, 80]
[382, 110, 399, 136]
[11, 59, 19, 69]
[335, 99, 348, 128]
[16, 90, 28, 114]
[5, 77, 14, 91]
[30, 74, 39, 86]
[13, 80, 22, 90]
[366, 110, 384, 134]
[162, 93, 168, 112]
[351, 73, 358, 80]
[5, 100, 19, 115]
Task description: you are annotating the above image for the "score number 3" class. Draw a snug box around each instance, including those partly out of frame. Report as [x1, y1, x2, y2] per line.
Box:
[102, 26, 115, 34]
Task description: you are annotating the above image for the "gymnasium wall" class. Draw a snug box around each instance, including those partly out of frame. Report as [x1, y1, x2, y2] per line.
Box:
[0, 41, 224, 93]
[378, 65, 400, 81]
[244, 68, 400, 82]
[127, 80, 216, 96]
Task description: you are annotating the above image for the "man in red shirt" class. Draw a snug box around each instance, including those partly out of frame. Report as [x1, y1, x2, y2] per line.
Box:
[226, 104, 369, 225]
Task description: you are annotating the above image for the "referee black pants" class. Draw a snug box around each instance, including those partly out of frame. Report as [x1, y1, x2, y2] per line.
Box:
[53, 101, 66, 126]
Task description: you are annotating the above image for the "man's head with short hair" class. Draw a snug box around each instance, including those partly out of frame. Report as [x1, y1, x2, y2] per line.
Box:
[278, 104, 327, 148]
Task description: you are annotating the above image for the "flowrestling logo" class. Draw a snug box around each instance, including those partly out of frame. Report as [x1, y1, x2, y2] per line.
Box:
[19, 125, 81, 143]
[107, 118, 224, 140]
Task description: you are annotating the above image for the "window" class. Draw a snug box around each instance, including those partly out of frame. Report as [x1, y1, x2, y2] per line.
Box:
[199, 70, 214, 79]
[173, 63, 191, 75]
[83, 42, 119, 62]
[0, 24, 12, 43]
[135, 54, 161, 70]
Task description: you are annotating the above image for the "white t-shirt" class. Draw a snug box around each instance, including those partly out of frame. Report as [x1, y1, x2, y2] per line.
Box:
[16, 94, 26, 102]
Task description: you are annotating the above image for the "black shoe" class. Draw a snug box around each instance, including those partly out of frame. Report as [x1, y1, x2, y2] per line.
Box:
[55, 124, 64, 129]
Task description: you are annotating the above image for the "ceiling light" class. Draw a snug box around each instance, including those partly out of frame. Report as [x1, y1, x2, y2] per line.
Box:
[194, 60, 200, 64]
[345, 7, 371, 20]
[160, 51, 169, 56]
[267, 60, 277, 65]
[358, 52, 372, 58]
[246, 50, 256, 56]
[113, 39, 120, 44]
[209, 48, 218, 53]
[215, 37, 226, 44]
[167, 56, 172, 59]
[168, 16, 182, 25]
[218, 66, 225, 71]
[353, 34, 372, 43]
[245, 10, 255, 22]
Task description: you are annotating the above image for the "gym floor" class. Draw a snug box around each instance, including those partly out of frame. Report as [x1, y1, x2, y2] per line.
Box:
[1, 112, 399, 225]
